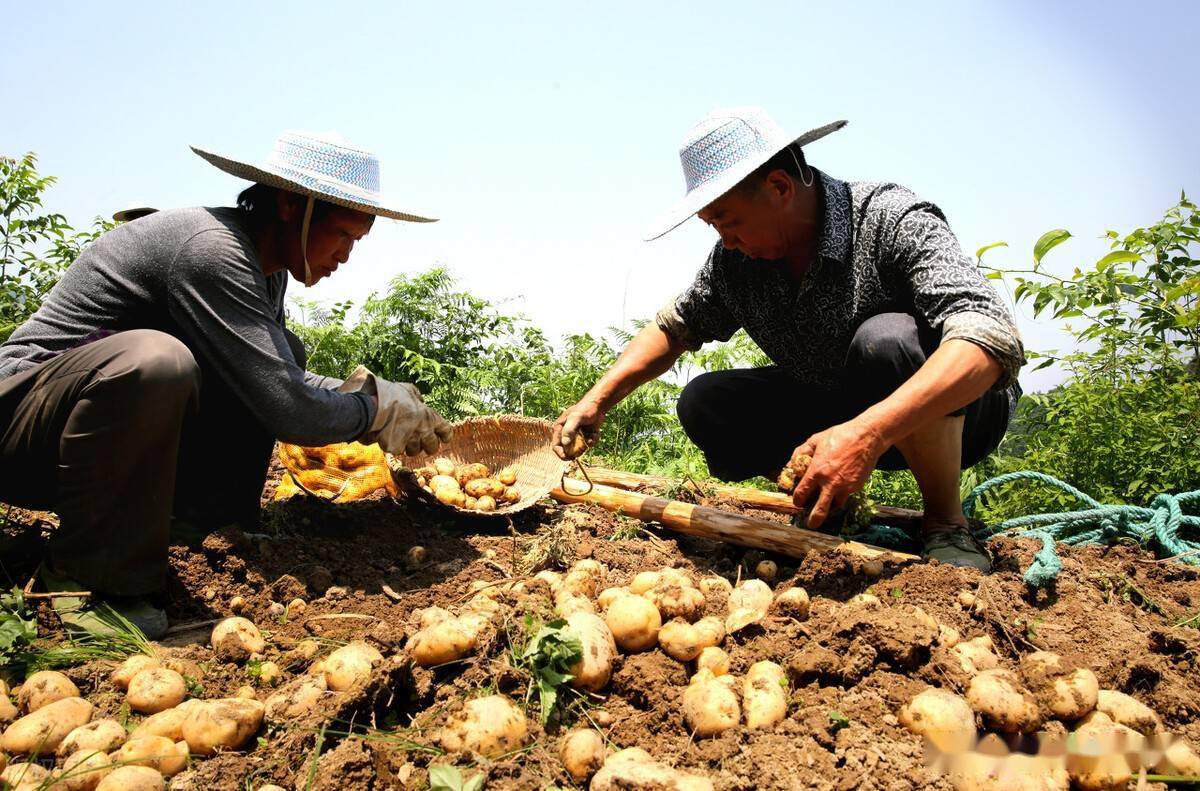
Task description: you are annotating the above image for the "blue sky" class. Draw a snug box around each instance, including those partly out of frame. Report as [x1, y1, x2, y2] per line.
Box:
[4, 1, 1196, 391]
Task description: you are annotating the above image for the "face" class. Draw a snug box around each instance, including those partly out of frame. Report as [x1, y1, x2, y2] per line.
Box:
[301, 208, 375, 284]
[696, 171, 796, 260]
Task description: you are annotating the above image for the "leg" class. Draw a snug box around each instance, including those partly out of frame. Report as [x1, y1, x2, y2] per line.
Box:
[677, 366, 841, 481]
[173, 328, 307, 527]
[0, 330, 200, 595]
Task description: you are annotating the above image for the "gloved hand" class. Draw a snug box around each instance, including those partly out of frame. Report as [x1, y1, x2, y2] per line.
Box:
[338, 366, 453, 456]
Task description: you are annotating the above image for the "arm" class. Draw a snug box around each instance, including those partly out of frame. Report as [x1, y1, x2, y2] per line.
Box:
[552, 323, 686, 458]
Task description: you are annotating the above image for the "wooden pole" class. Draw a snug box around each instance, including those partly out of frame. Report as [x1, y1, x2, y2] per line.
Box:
[579, 466, 924, 524]
[551, 481, 916, 562]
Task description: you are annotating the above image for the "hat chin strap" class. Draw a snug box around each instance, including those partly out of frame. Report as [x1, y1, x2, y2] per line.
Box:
[300, 195, 315, 286]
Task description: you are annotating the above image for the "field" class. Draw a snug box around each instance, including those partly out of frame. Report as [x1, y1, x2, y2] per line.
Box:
[3, 453, 1200, 791]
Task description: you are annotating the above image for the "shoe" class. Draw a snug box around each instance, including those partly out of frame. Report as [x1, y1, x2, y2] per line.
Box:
[39, 563, 168, 640]
[922, 525, 992, 572]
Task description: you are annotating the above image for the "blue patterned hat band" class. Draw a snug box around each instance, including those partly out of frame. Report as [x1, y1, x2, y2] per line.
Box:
[646, 107, 846, 241]
[191, 131, 436, 223]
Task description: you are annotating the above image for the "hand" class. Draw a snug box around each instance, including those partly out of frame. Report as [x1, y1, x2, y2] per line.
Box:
[552, 399, 605, 460]
[791, 420, 887, 529]
[339, 366, 453, 456]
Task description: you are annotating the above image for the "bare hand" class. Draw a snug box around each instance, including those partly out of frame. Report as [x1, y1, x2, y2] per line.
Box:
[791, 420, 886, 529]
[552, 400, 604, 460]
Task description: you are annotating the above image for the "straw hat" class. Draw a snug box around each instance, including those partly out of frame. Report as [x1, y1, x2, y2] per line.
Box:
[646, 107, 846, 240]
[191, 130, 436, 223]
[112, 205, 158, 223]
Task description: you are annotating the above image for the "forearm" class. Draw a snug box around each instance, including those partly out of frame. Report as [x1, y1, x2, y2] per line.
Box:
[583, 324, 685, 412]
[855, 339, 1002, 447]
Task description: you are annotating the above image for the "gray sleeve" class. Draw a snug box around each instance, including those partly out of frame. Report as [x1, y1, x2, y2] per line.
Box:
[655, 246, 741, 350]
[890, 207, 1026, 388]
[167, 228, 374, 445]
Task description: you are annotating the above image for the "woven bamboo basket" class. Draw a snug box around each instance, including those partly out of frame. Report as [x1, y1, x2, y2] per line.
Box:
[390, 415, 570, 516]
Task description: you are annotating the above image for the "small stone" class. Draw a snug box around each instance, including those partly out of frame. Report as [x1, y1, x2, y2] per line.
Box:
[267, 601, 286, 618]
[325, 586, 348, 601]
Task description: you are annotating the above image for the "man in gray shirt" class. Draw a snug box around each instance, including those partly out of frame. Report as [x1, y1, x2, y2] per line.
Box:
[0, 131, 450, 636]
[553, 107, 1023, 572]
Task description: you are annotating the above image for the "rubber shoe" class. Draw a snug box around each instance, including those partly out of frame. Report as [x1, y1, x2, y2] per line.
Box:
[39, 563, 168, 640]
[922, 525, 992, 572]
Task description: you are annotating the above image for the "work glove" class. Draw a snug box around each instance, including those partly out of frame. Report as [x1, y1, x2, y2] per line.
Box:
[338, 366, 453, 456]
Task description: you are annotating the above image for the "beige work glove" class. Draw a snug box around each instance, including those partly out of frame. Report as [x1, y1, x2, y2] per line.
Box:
[338, 366, 453, 456]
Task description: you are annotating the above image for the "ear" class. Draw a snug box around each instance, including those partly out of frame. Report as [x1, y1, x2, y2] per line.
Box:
[763, 169, 795, 205]
[275, 190, 301, 223]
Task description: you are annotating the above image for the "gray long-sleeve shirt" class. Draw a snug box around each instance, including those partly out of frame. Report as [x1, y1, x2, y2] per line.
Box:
[0, 207, 375, 445]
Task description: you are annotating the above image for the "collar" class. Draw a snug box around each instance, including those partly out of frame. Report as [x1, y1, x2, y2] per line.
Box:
[814, 168, 852, 264]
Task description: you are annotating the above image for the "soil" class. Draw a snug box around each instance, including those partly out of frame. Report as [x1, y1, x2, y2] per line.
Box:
[2, 452, 1199, 790]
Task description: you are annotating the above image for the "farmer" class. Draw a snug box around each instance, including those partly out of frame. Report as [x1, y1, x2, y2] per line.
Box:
[0, 131, 452, 637]
[553, 107, 1023, 572]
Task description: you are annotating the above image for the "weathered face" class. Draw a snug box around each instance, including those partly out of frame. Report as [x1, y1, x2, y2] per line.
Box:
[301, 207, 375, 284]
[696, 171, 795, 261]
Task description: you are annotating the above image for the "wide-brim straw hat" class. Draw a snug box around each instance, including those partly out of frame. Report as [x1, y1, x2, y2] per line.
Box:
[191, 130, 437, 223]
[645, 107, 847, 240]
[112, 205, 158, 223]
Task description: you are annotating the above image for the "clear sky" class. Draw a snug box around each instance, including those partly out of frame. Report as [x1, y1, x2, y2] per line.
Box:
[4, 1, 1195, 392]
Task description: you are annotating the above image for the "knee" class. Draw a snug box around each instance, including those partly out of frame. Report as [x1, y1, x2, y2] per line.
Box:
[846, 313, 926, 376]
[676, 372, 719, 435]
[119, 330, 200, 399]
[283, 328, 308, 370]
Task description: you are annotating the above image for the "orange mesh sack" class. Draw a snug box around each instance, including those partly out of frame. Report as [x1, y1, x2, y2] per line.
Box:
[276, 441, 399, 502]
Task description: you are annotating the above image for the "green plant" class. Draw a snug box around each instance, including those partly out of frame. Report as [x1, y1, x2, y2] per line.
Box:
[429, 765, 485, 791]
[0, 587, 38, 666]
[511, 615, 583, 725]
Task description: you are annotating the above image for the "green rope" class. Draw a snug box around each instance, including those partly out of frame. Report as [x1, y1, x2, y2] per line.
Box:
[847, 471, 1200, 589]
[962, 471, 1200, 588]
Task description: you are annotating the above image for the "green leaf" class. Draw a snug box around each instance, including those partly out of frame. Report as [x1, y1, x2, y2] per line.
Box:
[975, 241, 1008, 261]
[985, 271, 1004, 280]
[463, 773, 486, 791]
[1095, 250, 1140, 271]
[1033, 229, 1072, 265]
[429, 765, 465, 791]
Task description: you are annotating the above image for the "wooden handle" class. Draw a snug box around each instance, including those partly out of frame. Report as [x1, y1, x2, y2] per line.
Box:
[551, 481, 916, 562]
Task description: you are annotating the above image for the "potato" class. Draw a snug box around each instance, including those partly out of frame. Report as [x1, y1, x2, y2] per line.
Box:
[658, 618, 722, 663]
[565, 612, 618, 692]
[725, 579, 772, 633]
[111, 656, 161, 691]
[1036, 668, 1098, 722]
[211, 617, 266, 662]
[126, 669, 186, 715]
[628, 571, 661, 595]
[534, 570, 563, 592]
[321, 642, 384, 691]
[1067, 711, 1141, 791]
[755, 560, 778, 583]
[683, 672, 740, 737]
[464, 478, 506, 499]
[58, 719, 127, 756]
[1094, 689, 1162, 734]
[696, 647, 730, 676]
[405, 545, 428, 568]
[898, 688, 976, 753]
[948, 751, 1069, 791]
[692, 616, 724, 646]
[440, 695, 529, 757]
[95, 766, 164, 791]
[742, 661, 788, 729]
[0, 680, 16, 725]
[849, 592, 881, 607]
[966, 669, 1043, 734]
[434, 487, 466, 507]
[950, 635, 1000, 676]
[131, 701, 203, 741]
[938, 624, 962, 648]
[428, 474, 459, 492]
[590, 747, 715, 791]
[698, 576, 732, 597]
[555, 590, 596, 618]
[264, 674, 328, 724]
[563, 560, 606, 598]
[597, 587, 631, 610]
[413, 606, 454, 630]
[604, 595, 661, 653]
[18, 671, 80, 714]
[0, 762, 50, 790]
[454, 462, 490, 487]
[559, 728, 606, 783]
[115, 736, 189, 776]
[658, 568, 693, 587]
[407, 618, 482, 666]
[501, 487, 520, 504]
[645, 584, 705, 623]
[773, 587, 810, 620]
[433, 458, 456, 476]
[497, 467, 517, 486]
[234, 686, 258, 700]
[180, 698, 265, 755]
[54, 748, 113, 791]
[2, 696, 94, 754]
[1156, 737, 1200, 776]
[474, 495, 496, 512]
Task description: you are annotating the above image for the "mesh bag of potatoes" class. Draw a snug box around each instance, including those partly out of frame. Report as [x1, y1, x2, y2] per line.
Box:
[275, 441, 398, 502]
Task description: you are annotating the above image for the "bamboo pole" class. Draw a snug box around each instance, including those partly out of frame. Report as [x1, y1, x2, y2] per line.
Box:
[551, 481, 916, 561]
[579, 466, 924, 523]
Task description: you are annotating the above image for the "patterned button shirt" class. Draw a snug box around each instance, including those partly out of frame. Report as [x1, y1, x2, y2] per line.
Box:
[656, 169, 1025, 401]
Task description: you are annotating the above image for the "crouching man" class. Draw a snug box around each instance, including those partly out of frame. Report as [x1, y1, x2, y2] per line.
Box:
[553, 107, 1023, 572]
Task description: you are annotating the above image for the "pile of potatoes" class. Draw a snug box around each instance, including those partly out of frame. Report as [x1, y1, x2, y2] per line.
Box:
[899, 636, 1200, 790]
[414, 458, 520, 512]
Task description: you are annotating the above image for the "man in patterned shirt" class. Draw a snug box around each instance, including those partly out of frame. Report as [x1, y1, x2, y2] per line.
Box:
[552, 107, 1023, 572]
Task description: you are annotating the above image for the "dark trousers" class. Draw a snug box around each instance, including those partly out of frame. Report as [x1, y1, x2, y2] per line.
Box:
[677, 314, 1014, 482]
[0, 328, 306, 595]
